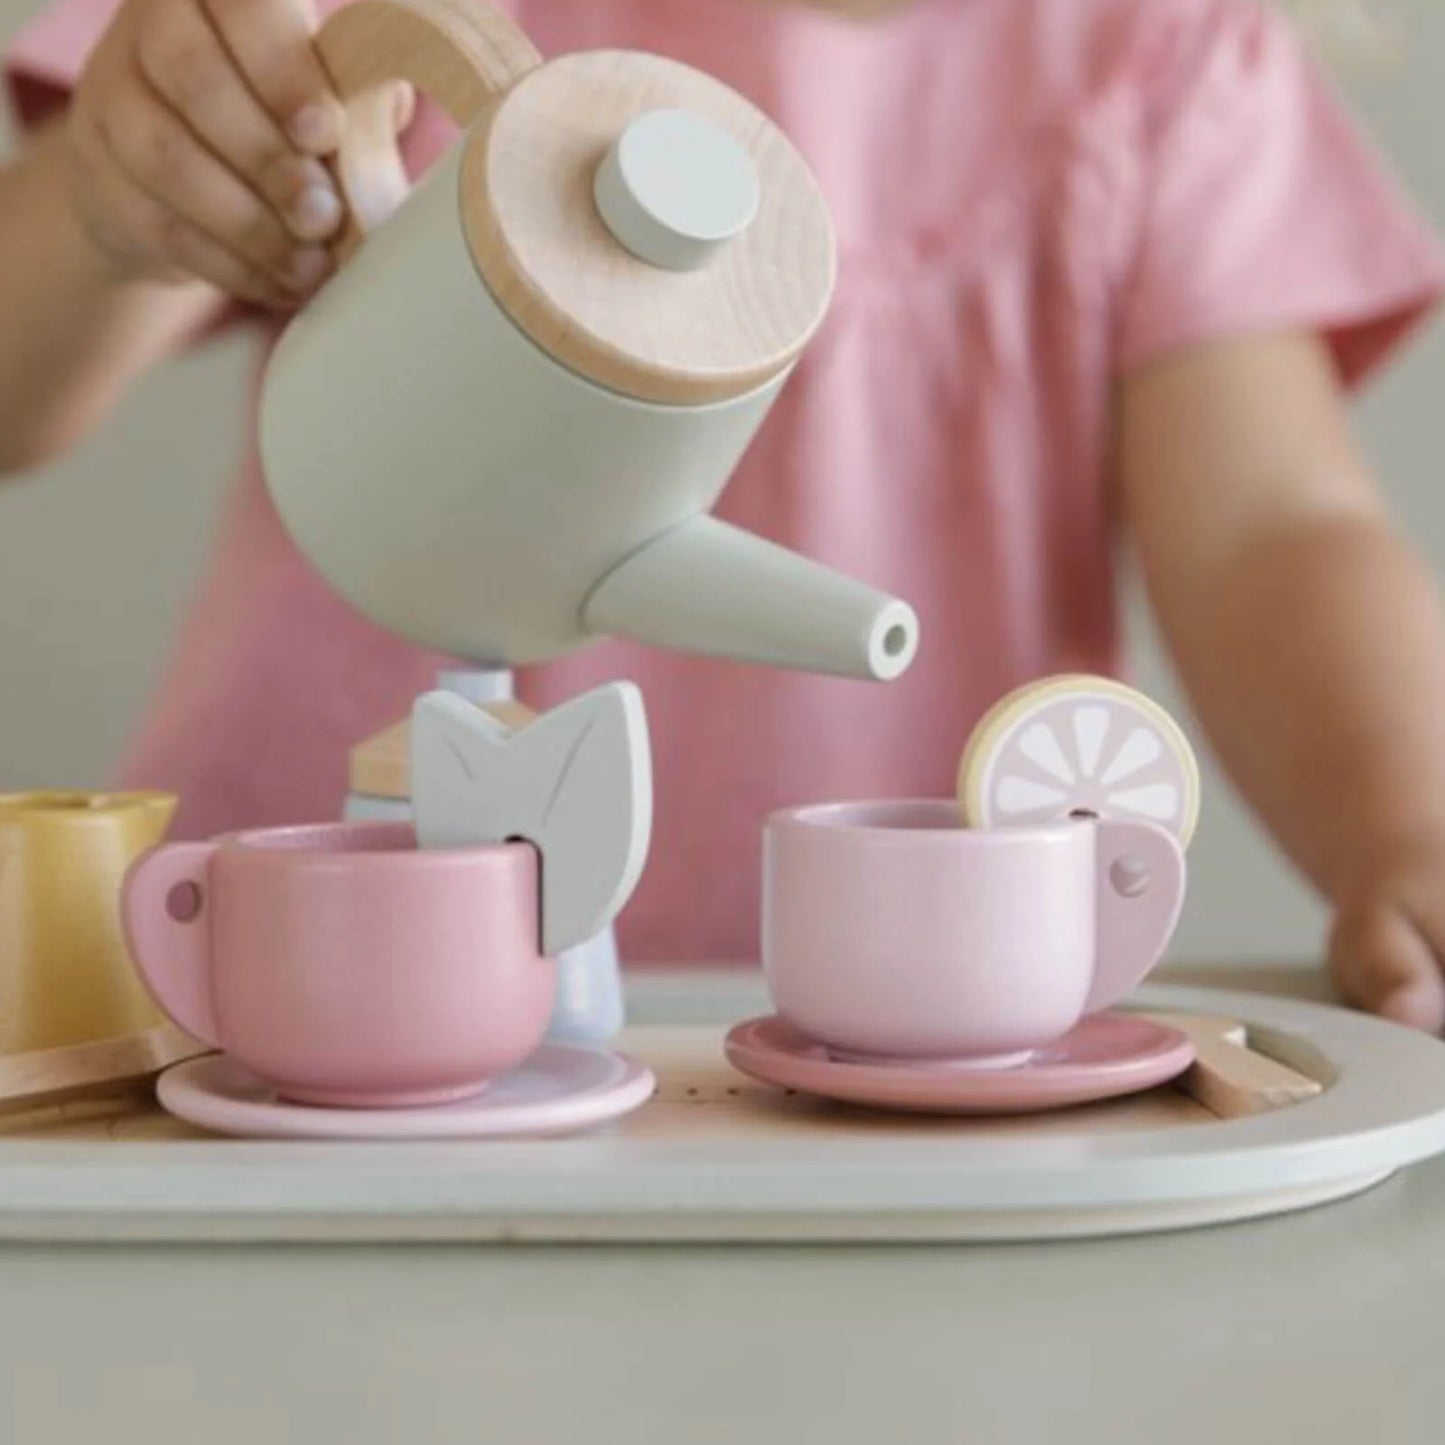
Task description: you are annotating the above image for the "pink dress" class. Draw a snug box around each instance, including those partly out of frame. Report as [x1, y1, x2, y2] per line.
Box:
[8, 0, 1443, 961]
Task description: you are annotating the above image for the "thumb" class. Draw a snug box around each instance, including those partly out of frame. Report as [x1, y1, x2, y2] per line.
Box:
[1330, 899, 1445, 1033]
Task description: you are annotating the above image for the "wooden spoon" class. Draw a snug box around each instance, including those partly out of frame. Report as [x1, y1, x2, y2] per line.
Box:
[1148, 1011, 1323, 1119]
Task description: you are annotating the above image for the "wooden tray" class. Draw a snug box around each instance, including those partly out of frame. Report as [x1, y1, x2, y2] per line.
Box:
[0, 982, 1443, 1242]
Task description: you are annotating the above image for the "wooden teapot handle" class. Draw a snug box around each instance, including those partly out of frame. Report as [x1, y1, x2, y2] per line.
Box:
[314, 0, 540, 260]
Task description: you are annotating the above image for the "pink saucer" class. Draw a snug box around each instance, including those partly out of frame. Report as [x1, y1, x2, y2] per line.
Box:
[156, 1044, 656, 1140]
[724, 1013, 1195, 1115]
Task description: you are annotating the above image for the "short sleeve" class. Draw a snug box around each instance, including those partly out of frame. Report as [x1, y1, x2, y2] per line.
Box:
[1118, 0, 1445, 389]
[5, 0, 118, 132]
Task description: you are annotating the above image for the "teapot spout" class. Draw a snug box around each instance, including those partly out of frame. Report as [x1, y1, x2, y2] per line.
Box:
[581, 516, 919, 681]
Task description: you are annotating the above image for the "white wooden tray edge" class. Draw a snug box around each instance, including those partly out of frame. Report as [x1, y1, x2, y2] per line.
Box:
[0, 1170, 1397, 1244]
[0, 983, 1441, 1243]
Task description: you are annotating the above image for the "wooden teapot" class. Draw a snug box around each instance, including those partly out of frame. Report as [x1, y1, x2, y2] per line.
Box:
[259, 0, 919, 681]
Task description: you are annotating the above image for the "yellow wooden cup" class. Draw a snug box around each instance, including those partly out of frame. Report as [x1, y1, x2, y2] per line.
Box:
[0, 791, 176, 1054]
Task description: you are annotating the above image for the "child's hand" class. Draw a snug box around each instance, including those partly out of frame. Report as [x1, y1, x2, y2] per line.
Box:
[1121, 331, 1445, 1038]
[1329, 842, 1445, 1033]
[61, 0, 381, 307]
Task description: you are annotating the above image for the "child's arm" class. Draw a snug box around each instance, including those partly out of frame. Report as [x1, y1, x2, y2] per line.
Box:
[0, 122, 215, 472]
[1121, 329, 1445, 1030]
[0, 0, 361, 473]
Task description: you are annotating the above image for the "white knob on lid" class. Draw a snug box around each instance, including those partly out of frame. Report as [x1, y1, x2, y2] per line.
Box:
[594, 108, 761, 271]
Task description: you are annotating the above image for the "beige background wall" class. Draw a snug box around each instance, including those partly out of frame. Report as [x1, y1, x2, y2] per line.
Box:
[1, 0, 1441, 964]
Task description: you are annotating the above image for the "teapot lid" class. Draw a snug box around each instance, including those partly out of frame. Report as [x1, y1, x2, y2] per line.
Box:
[459, 52, 836, 406]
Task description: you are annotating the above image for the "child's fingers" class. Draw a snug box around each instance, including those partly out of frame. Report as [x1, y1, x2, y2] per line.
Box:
[91, 71, 327, 294]
[199, 0, 344, 156]
[69, 122, 290, 306]
[135, 0, 342, 243]
[159, 210, 299, 309]
[1329, 901, 1445, 1033]
[392, 80, 416, 133]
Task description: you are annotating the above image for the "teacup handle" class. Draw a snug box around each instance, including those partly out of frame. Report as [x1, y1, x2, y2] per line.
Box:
[314, 0, 541, 260]
[1086, 820, 1186, 1015]
[121, 842, 222, 1048]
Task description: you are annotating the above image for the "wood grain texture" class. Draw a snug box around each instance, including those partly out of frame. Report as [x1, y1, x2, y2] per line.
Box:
[0, 1014, 1321, 1136]
[315, 1, 834, 402]
[0, 983, 1431, 1244]
[0, 1027, 1217, 1143]
[1154, 1011, 1325, 1118]
[0, 1025, 206, 1120]
[349, 700, 540, 800]
[315, 0, 539, 254]
[461, 50, 835, 405]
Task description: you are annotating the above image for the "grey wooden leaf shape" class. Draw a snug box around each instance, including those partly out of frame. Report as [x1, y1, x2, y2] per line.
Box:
[410, 683, 652, 955]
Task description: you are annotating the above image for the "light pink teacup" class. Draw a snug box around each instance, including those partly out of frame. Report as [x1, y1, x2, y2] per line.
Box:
[122, 821, 557, 1107]
[763, 800, 1186, 1065]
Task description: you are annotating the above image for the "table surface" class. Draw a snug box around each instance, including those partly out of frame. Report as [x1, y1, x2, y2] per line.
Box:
[4, 962, 1445, 1443]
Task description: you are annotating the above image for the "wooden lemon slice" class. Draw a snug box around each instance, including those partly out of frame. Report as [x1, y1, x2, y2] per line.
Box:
[958, 674, 1201, 848]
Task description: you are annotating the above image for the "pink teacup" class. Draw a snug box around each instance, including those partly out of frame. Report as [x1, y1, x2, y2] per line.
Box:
[122, 821, 556, 1107]
[763, 800, 1185, 1065]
